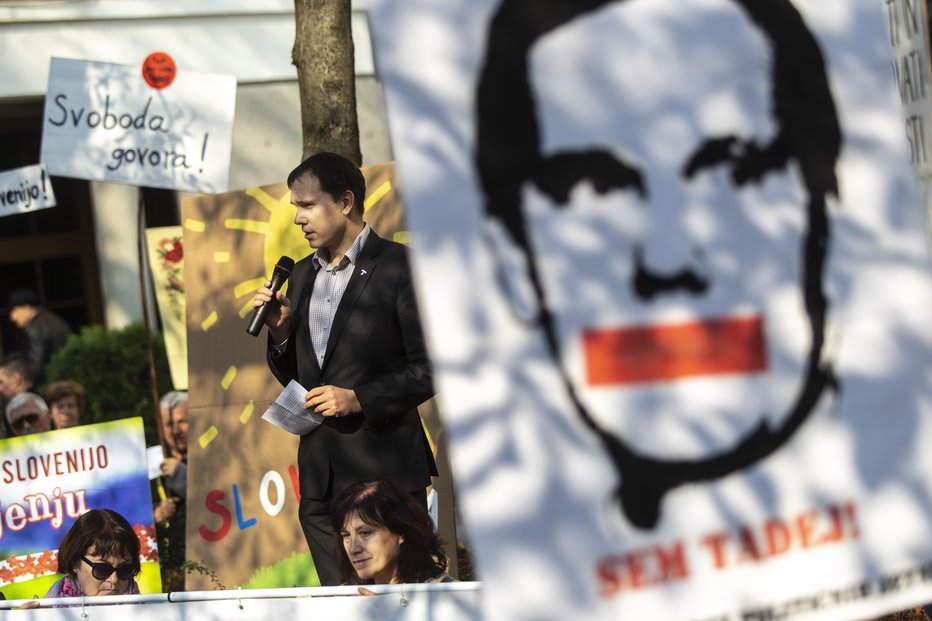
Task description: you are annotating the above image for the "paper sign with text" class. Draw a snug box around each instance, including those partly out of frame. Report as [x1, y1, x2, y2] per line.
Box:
[368, 1, 932, 620]
[884, 0, 932, 178]
[40, 57, 235, 194]
[0, 164, 55, 218]
[0, 418, 161, 599]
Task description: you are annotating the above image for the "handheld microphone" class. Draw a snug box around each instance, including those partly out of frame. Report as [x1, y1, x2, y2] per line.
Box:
[247, 256, 294, 337]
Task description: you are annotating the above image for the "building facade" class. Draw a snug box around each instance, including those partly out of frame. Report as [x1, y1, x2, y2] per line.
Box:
[0, 0, 390, 355]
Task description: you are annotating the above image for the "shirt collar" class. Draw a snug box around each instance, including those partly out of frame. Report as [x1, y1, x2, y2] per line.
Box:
[313, 225, 371, 270]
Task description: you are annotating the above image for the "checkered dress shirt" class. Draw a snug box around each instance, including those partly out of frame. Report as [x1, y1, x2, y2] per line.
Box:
[307, 225, 371, 367]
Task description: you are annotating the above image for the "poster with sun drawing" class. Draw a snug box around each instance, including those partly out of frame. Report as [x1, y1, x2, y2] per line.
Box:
[180, 162, 454, 590]
[368, 0, 932, 620]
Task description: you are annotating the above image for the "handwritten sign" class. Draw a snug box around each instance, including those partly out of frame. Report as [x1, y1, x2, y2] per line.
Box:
[40, 57, 236, 194]
[0, 164, 56, 218]
[884, 0, 932, 177]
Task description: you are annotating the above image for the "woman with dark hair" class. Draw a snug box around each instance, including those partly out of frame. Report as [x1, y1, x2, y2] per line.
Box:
[43, 380, 86, 429]
[330, 478, 451, 585]
[44, 509, 141, 597]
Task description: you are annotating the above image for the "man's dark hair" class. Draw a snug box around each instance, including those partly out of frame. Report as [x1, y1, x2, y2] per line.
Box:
[330, 478, 447, 584]
[287, 152, 367, 216]
[0, 353, 35, 386]
[475, 0, 842, 529]
[8, 288, 40, 309]
[57, 509, 141, 577]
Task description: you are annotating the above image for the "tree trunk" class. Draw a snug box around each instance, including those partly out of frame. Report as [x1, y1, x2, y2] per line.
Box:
[293, 0, 362, 165]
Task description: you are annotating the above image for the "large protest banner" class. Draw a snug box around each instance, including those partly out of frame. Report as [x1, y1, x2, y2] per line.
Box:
[181, 162, 457, 590]
[40, 57, 236, 194]
[368, 1, 932, 620]
[0, 418, 160, 599]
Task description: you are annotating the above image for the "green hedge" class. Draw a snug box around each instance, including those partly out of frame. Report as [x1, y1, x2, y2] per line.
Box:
[44, 323, 173, 446]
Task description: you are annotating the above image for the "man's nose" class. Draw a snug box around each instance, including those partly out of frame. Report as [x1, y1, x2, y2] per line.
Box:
[631, 244, 710, 301]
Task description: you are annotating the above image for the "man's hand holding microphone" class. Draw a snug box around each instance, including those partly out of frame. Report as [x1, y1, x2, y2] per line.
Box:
[248, 256, 294, 342]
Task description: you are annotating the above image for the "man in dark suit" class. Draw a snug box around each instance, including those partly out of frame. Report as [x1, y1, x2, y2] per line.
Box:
[253, 151, 436, 586]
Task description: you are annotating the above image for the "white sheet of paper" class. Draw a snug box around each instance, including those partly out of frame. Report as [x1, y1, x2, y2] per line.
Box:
[146, 444, 164, 480]
[261, 380, 324, 435]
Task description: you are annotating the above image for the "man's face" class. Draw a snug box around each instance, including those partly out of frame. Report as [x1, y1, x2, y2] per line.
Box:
[0, 368, 24, 400]
[160, 406, 178, 455]
[522, 0, 816, 460]
[9, 305, 35, 329]
[291, 173, 352, 253]
[9, 402, 51, 436]
[170, 402, 189, 457]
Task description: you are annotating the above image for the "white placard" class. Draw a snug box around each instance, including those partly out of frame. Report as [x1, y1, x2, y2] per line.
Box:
[40, 57, 236, 194]
[883, 0, 932, 178]
[0, 163, 56, 217]
[147, 444, 165, 480]
[368, 1, 932, 621]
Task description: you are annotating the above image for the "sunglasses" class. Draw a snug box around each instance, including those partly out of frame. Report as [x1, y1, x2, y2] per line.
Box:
[11, 413, 40, 431]
[80, 556, 135, 581]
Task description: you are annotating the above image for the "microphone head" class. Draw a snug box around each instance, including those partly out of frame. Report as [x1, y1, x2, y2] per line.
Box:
[273, 256, 294, 277]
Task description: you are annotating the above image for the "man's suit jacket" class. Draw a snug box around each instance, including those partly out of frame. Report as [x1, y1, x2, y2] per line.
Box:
[267, 231, 437, 500]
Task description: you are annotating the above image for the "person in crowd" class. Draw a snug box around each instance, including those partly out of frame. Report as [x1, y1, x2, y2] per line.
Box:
[160, 392, 188, 492]
[43, 380, 86, 430]
[44, 508, 141, 598]
[5, 391, 52, 437]
[152, 391, 188, 591]
[0, 353, 35, 438]
[158, 391, 185, 457]
[153, 391, 185, 526]
[253, 152, 436, 586]
[7, 288, 72, 384]
[0, 353, 34, 401]
[331, 478, 451, 586]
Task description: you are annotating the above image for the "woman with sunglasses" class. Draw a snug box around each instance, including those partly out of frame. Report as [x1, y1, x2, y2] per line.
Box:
[44, 509, 141, 598]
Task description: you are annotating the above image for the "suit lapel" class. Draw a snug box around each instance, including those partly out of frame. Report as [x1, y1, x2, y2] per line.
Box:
[321, 233, 380, 372]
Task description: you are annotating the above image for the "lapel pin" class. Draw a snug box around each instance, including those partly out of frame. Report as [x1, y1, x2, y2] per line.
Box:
[360, 269, 367, 276]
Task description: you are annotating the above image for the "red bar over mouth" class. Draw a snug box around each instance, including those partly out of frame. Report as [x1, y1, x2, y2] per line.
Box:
[583, 315, 768, 386]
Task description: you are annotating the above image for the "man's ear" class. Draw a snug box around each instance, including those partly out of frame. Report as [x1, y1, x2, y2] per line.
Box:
[341, 190, 356, 215]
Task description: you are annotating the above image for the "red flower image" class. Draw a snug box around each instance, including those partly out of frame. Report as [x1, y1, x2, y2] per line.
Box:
[162, 239, 183, 263]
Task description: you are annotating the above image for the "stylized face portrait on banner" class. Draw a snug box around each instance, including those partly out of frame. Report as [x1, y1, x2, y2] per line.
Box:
[369, 0, 932, 620]
[475, 0, 841, 529]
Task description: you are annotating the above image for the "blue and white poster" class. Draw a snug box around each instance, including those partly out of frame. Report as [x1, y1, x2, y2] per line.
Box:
[0, 418, 160, 598]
